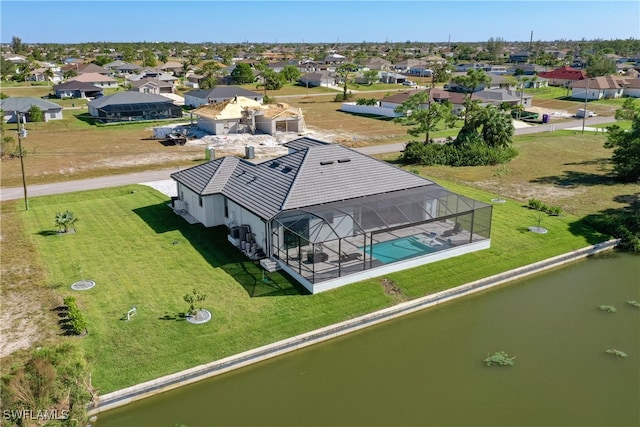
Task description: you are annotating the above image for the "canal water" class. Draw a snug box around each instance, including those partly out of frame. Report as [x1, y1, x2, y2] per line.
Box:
[97, 252, 639, 427]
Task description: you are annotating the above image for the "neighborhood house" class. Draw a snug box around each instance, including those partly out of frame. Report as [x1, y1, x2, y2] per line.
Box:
[171, 138, 492, 294]
[87, 92, 183, 123]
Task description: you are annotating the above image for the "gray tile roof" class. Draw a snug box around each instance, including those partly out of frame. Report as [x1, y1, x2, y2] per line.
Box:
[282, 137, 330, 151]
[184, 86, 262, 100]
[87, 92, 175, 108]
[53, 81, 102, 91]
[0, 97, 63, 112]
[171, 140, 435, 220]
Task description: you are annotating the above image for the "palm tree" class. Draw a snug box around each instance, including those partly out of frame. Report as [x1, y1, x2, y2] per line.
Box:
[44, 68, 54, 87]
[55, 210, 78, 233]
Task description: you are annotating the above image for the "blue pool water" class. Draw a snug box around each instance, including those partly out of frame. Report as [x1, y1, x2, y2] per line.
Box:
[362, 235, 438, 264]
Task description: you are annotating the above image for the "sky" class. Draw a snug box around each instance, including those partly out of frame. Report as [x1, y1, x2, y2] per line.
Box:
[1, 0, 639, 45]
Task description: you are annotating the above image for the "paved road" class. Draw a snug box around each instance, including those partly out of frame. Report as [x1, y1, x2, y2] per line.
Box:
[0, 116, 616, 202]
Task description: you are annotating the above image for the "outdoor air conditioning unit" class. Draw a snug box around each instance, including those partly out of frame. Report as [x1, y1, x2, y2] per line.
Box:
[173, 200, 187, 213]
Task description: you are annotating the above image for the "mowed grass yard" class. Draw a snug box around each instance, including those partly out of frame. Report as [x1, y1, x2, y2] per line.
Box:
[4, 168, 614, 393]
[2, 85, 637, 394]
[377, 129, 639, 217]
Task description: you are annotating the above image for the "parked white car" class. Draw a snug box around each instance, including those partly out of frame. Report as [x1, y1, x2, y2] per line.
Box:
[402, 80, 416, 86]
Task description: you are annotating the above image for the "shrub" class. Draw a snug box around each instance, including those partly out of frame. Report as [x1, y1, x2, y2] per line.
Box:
[528, 198, 545, 211]
[63, 296, 87, 335]
[183, 289, 207, 316]
[527, 199, 563, 216]
[401, 140, 518, 167]
[547, 206, 563, 216]
[1, 343, 92, 426]
[55, 210, 78, 233]
[334, 93, 354, 102]
[583, 207, 640, 252]
[355, 98, 378, 106]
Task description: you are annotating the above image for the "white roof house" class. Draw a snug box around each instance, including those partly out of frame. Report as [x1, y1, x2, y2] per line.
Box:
[0, 97, 64, 123]
[68, 72, 119, 88]
[171, 138, 492, 293]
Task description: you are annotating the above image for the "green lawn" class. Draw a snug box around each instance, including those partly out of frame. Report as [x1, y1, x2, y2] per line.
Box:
[18, 178, 609, 393]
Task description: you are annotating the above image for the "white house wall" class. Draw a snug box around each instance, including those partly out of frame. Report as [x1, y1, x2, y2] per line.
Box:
[571, 88, 603, 100]
[255, 116, 275, 134]
[226, 200, 268, 252]
[178, 184, 209, 227]
[44, 111, 63, 121]
[340, 103, 401, 118]
[184, 95, 206, 108]
[196, 118, 241, 135]
[624, 88, 640, 98]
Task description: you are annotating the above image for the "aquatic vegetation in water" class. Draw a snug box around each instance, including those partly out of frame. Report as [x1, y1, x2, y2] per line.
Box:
[626, 300, 640, 308]
[605, 349, 628, 358]
[483, 351, 516, 366]
[599, 305, 617, 313]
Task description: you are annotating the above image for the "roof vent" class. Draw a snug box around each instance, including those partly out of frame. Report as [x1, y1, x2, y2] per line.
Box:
[282, 166, 292, 173]
[337, 158, 351, 163]
[269, 161, 281, 169]
[320, 161, 334, 166]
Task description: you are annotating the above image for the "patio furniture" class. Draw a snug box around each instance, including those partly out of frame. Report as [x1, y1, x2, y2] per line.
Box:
[307, 252, 329, 263]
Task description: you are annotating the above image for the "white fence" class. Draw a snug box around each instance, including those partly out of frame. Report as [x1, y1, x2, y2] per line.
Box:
[340, 102, 402, 118]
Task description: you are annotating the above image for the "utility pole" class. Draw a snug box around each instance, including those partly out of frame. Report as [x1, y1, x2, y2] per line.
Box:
[581, 78, 590, 134]
[16, 111, 29, 210]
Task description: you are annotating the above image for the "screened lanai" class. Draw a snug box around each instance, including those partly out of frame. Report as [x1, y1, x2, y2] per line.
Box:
[94, 102, 183, 123]
[271, 185, 492, 285]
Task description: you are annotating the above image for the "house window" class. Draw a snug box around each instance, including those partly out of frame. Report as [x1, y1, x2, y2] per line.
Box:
[224, 198, 228, 218]
[199, 196, 203, 207]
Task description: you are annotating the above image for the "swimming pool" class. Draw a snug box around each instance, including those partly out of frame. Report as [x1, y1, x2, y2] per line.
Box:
[362, 235, 439, 264]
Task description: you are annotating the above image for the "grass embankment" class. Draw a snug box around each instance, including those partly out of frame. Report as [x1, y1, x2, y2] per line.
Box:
[5, 175, 610, 393]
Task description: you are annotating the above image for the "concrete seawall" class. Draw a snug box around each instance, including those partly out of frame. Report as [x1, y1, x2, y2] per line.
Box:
[88, 239, 620, 415]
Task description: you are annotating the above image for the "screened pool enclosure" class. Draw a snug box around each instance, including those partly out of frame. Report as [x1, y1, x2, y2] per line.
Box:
[271, 185, 492, 286]
[93, 102, 183, 123]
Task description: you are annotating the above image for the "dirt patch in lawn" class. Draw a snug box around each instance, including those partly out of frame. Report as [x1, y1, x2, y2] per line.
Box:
[381, 278, 407, 302]
[0, 212, 60, 359]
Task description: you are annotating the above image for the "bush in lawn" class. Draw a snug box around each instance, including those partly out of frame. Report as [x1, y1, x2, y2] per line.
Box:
[355, 97, 378, 106]
[55, 210, 78, 233]
[402, 139, 517, 166]
[334, 93, 354, 102]
[528, 199, 563, 216]
[528, 198, 545, 211]
[183, 289, 207, 316]
[63, 296, 87, 335]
